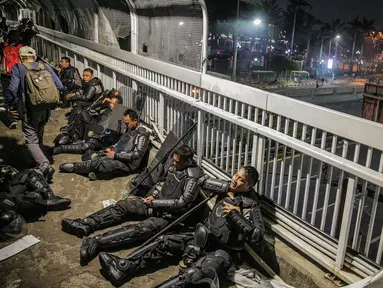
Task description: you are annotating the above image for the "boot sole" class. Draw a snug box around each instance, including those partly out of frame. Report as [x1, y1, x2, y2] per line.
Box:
[61, 220, 88, 238]
[47, 200, 71, 211]
[80, 238, 98, 267]
[99, 254, 129, 287]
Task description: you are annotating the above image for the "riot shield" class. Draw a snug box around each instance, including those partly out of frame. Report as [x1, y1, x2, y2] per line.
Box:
[100, 86, 148, 134]
[128, 114, 197, 197]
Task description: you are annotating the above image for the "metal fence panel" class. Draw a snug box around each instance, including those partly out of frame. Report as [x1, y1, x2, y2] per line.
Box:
[134, 0, 203, 70]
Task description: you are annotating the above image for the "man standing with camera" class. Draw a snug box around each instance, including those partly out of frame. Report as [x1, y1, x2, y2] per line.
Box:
[5, 46, 63, 181]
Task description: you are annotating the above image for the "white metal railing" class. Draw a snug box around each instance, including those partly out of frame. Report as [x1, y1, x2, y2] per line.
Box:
[33, 27, 383, 284]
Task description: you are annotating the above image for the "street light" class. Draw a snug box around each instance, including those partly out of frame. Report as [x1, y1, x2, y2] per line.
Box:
[253, 19, 262, 26]
[233, 15, 262, 82]
[335, 35, 340, 60]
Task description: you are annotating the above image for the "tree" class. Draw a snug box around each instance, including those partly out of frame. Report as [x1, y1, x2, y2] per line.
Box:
[359, 18, 375, 60]
[287, 0, 312, 58]
[347, 17, 362, 60]
[302, 13, 321, 64]
[325, 19, 345, 59]
[318, 23, 331, 61]
[270, 55, 299, 83]
[253, 0, 283, 26]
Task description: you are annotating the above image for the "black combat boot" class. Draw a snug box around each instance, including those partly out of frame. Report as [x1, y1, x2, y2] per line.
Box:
[99, 252, 138, 287]
[27, 170, 71, 211]
[61, 205, 124, 238]
[59, 161, 91, 174]
[80, 224, 144, 266]
[61, 218, 97, 238]
[59, 163, 75, 173]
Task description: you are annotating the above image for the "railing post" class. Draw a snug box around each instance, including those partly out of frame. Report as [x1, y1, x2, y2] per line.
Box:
[158, 92, 165, 137]
[96, 64, 101, 80]
[132, 80, 138, 92]
[112, 71, 117, 88]
[196, 110, 205, 165]
[336, 176, 356, 269]
[256, 111, 267, 195]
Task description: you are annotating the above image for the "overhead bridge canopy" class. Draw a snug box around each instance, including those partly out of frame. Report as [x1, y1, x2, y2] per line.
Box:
[2, 0, 206, 70]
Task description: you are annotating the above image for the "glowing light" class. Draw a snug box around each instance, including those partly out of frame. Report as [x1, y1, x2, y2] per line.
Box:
[327, 59, 333, 69]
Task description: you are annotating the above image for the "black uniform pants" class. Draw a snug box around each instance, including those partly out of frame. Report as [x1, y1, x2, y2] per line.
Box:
[100, 227, 233, 286]
[73, 156, 131, 179]
[90, 198, 167, 229]
[88, 198, 170, 247]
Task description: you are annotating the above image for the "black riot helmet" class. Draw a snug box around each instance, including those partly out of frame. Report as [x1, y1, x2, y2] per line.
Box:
[0, 209, 27, 241]
[0, 165, 19, 184]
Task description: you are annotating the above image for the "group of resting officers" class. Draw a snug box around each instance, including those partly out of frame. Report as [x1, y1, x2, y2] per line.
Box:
[0, 56, 265, 287]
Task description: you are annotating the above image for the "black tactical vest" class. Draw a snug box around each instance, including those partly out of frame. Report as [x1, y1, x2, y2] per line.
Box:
[206, 194, 257, 250]
[114, 127, 141, 153]
[159, 166, 189, 200]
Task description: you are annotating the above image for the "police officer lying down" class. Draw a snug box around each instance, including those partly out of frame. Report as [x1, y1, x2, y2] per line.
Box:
[99, 166, 264, 287]
[0, 165, 71, 219]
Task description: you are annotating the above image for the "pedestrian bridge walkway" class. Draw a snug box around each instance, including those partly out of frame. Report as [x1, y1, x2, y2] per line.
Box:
[29, 28, 383, 286]
[1, 2, 383, 287]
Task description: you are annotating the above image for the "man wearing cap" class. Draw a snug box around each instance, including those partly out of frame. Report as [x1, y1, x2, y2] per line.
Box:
[5, 46, 63, 181]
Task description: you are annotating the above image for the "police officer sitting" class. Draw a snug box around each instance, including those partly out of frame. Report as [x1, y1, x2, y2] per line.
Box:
[61, 144, 203, 266]
[59, 109, 150, 181]
[53, 94, 123, 154]
[57, 57, 82, 107]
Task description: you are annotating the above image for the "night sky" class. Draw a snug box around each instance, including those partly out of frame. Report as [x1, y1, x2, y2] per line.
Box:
[208, 0, 383, 29]
[279, 0, 383, 28]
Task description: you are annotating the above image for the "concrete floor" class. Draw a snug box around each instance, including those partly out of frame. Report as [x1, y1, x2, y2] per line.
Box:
[0, 109, 180, 288]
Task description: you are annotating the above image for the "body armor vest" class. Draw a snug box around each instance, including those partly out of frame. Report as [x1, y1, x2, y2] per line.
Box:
[206, 194, 256, 250]
[159, 167, 189, 200]
[114, 128, 140, 153]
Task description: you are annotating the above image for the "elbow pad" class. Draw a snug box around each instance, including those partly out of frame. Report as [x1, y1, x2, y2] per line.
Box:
[201, 177, 229, 194]
[228, 209, 253, 234]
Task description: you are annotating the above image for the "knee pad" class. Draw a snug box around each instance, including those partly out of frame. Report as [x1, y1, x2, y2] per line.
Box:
[213, 249, 232, 268]
[54, 133, 72, 146]
[81, 142, 93, 153]
[195, 249, 232, 273]
[194, 223, 209, 249]
[88, 138, 102, 151]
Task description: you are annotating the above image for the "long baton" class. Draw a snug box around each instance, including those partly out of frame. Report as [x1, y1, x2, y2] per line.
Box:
[127, 121, 197, 197]
[127, 194, 215, 259]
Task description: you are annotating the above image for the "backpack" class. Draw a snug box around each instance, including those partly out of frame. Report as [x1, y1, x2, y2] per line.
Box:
[2, 43, 22, 75]
[23, 62, 59, 108]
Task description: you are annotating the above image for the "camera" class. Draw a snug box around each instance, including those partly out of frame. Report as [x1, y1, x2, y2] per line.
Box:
[0, 107, 17, 129]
